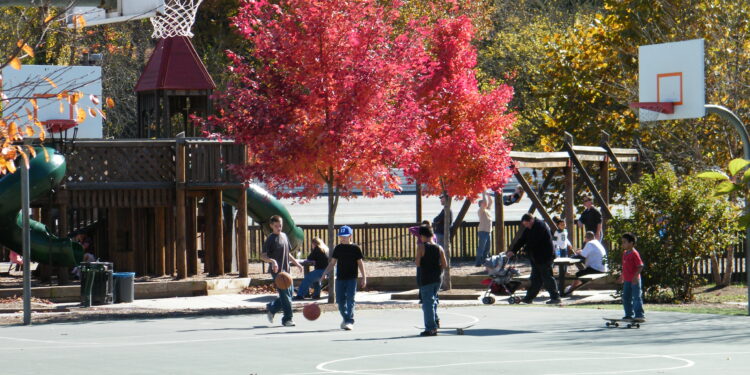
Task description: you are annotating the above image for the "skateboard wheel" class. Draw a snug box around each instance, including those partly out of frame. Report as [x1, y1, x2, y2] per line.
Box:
[457, 328, 464, 335]
[614, 323, 619, 327]
[635, 324, 640, 328]
[605, 322, 611, 327]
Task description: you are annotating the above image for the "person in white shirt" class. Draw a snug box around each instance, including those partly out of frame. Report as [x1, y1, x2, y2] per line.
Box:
[564, 231, 608, 295]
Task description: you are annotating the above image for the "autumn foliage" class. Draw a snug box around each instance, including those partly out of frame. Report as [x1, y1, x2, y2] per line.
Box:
[405, 16, 515, 199]
[208, 0, 422, 200]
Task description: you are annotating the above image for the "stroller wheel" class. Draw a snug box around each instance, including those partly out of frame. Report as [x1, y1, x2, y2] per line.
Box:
[482, 296, 495, 305]
[507, 297, 515, 304]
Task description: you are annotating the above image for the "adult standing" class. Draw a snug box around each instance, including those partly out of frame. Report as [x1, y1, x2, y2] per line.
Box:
[433, 194, 453, 250]
[578, 195, 603, 241]
[416, 225, 447, 336]
[261, 215, 303, 327]
[324, 226, 367, 330]
[475, 191, 493, 266]
[507, 213, 560, 304]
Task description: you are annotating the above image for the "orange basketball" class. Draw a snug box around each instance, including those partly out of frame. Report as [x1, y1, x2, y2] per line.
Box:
[303, 303, 321, 321]
[274, 271, 293, 289]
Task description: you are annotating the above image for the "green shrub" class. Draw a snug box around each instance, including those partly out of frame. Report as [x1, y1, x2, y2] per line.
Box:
[606, 164, 741, 302]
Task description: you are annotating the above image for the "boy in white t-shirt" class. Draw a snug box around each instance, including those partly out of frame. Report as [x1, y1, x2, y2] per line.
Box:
[552, 217, 573, 258]
[564, 231, 608, 295]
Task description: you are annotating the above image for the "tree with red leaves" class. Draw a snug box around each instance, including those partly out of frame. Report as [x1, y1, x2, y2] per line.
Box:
[206, 0, 425, 300]
[406, 15, 515, 288]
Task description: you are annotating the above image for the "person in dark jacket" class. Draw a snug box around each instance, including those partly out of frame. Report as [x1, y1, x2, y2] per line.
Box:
[506, 213, 561, 304]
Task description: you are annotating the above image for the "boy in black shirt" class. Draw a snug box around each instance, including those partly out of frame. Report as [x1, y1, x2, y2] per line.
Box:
[323, 226, 367, 330]
[416, 225, 447, 336]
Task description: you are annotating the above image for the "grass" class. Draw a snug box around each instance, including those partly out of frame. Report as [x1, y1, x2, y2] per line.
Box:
[564, 303, 749, 316]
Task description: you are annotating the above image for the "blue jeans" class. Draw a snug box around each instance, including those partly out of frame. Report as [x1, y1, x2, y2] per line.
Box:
[622, 279, 645, 318]
[268, 277, 293, 323]
[296, 269, 324, 298]
[335, 278, 357, 324]
[420, 282, 441, 331]
[475, 231, 491, 266]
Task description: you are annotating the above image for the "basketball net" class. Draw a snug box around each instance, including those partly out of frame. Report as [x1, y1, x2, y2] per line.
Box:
[150, 0, 203, 39]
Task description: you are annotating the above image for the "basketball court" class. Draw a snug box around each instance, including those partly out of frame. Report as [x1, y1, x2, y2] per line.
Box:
[1, 305, 748, 374]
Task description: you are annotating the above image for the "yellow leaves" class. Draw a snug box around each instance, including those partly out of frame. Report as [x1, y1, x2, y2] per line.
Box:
[17, 40, 34, 57]
[44, 13, 55, 23]
[72, 14, 87, 30]
[106, 97, 115, 108]
[9, 57, 21, 70]
[23, 125, 34, 137]
[44, 77, 57, 88]
[88, 107, 97, 118]
[76, 107, 87, 123]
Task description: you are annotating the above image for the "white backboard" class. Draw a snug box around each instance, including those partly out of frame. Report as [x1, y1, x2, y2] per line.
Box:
[638, 38, 705, 121]
[1, 65, 103, 139]
[67, 0, 165, 27]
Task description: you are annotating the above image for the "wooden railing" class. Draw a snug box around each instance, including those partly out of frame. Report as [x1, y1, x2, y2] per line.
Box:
[62, 138, 244, 190]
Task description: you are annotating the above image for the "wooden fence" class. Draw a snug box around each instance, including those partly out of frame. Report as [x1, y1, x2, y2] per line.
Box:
[248, 221, 589, 260]
[247, 221, 746, 281]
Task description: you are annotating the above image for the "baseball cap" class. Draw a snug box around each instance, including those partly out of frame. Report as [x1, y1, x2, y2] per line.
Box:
[338, 225, 353, 237]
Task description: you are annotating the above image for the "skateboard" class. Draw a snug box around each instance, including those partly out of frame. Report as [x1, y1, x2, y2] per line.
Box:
[415, 323, 475, 335]
[603, 317, 643, 329]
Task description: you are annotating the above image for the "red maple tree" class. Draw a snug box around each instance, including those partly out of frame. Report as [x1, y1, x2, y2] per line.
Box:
[405, 15, 516, 287]
[205, 0, 425, 294]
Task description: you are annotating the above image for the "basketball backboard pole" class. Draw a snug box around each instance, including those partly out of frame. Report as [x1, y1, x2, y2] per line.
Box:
[704, 104, 750, 316]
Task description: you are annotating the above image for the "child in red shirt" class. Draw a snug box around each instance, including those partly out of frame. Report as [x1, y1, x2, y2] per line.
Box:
[619, 233, 645, 322]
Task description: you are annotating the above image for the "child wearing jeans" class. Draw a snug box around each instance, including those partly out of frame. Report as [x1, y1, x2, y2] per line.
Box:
[619, 233, 645, 322]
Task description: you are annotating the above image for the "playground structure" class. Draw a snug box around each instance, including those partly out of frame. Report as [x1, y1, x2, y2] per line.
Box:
[0, 140, 304, 278]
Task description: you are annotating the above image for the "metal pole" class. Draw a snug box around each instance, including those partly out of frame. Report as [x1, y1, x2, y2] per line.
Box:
[705, 104, 750, 316]
[21, 154, 32, 325]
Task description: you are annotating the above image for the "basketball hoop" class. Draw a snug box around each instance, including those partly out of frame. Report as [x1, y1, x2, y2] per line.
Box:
[150, 0, 203, 39]
[629, 102, 675, 123]
[44, 119, 79, 155]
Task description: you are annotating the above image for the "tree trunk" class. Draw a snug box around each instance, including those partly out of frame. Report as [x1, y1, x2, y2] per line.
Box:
[326, 176, 339, 304]
[443, 195, 452, 290]
[710, 251, 722, 285]
[722, 246, 734, 286]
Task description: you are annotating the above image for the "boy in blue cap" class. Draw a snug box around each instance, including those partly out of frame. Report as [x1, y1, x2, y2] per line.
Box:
[324, 225, 367, 330]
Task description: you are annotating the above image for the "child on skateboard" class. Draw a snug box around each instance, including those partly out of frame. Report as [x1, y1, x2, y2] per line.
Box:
[416, 225, 448, 336]
[619, 233, 645, 322]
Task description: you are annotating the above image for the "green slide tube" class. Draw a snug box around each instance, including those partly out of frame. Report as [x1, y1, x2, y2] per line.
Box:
[0, 147, 84, 267]
[223, 185, 305, 250]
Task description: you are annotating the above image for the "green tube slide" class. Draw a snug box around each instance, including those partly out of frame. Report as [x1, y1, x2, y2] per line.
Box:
[0, 147, 84, 267]
[223, 185, 305, 250]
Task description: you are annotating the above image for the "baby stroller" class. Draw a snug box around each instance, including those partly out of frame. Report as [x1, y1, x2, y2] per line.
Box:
[480, 254, 523, 304]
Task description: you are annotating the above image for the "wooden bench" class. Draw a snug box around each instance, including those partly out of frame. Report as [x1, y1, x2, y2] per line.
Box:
[577, 273, 608, 283]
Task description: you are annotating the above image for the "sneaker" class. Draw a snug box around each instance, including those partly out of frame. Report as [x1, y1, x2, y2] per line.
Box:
[622, 316, 633, 321]
[292, 296, 306, 301]
[419, 330, 438, 337]
[546, 298, 562, 305]
[340, 321, 348, 330]
[266, 304, 275, 323]
[633, 317, 646, 323]
[344, 323, 353, 331]
[563, 285, 573, 295]
[282, 320, 296, 327]
[435, 319, 441, 328]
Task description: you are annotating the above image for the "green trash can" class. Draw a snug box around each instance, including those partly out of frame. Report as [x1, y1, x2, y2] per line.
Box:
[113, 272, 135, 303]
[80, 262, 113, 307]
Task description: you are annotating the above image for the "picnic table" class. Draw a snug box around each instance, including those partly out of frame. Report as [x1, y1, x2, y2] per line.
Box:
[553, 257, 581, 296]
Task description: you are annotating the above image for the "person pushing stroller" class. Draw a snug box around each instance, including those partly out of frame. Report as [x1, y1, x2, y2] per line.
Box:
[506, 213, 561, 304]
